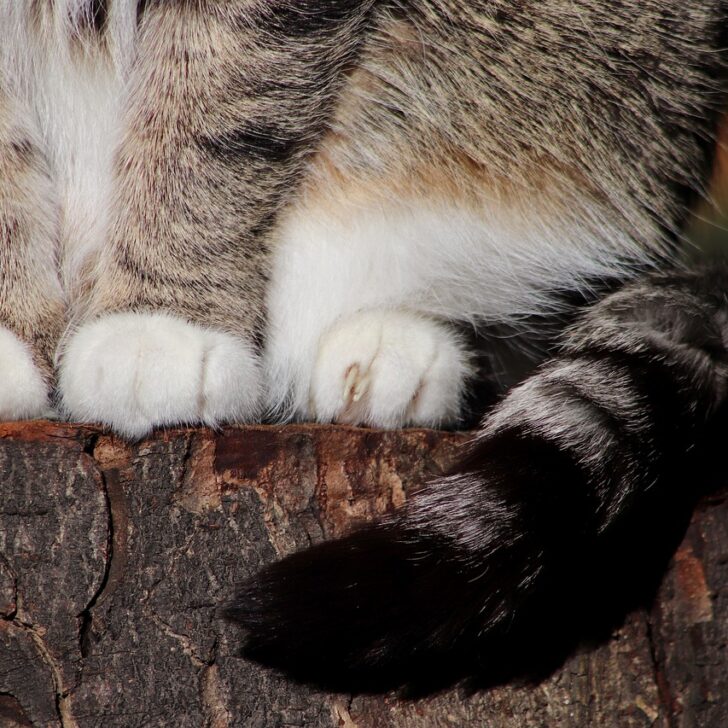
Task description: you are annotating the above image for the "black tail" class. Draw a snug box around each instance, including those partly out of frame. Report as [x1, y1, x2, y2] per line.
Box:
[225, 265, 728, 694]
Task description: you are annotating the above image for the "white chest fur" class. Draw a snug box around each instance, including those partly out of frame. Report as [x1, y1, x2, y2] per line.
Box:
[0, 1, 137, 295]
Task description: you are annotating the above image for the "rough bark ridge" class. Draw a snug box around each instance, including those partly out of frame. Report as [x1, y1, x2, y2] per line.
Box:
[0, 421, 725, 728]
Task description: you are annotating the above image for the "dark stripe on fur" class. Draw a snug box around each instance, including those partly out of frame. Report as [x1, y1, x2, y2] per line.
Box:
[239, 0, 370, 38]
[226, 265, 728, 693]
[136, 0, 148, 22]
[87, 0, 108, 34]
[199, 124, 301, 166]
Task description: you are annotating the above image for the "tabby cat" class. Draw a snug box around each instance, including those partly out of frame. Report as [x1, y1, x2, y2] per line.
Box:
[1, 0, 727, 694]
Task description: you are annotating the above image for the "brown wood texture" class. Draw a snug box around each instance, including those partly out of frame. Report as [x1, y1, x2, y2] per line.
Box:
[0, 421, 725, 728]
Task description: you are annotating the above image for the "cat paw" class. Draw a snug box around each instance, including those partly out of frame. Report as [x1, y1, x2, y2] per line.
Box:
[309, 310, 471, 428]
[59, 312, 262, 438]
[0, 327, 51, 420]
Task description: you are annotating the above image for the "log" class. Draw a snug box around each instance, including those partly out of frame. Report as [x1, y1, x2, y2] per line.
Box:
[0, 421, 725, 728]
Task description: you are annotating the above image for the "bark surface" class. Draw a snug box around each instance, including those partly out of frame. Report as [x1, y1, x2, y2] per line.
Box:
[0, 421, 725, 728]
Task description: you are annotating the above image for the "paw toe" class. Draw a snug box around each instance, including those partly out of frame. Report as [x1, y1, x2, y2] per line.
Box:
[0, 327, 51, 420]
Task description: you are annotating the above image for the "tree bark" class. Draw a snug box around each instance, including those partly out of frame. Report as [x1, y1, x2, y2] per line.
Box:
[0, 421, 725, 728]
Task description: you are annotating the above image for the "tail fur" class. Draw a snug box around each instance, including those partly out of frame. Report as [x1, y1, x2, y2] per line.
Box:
[225, 265, 728, 693]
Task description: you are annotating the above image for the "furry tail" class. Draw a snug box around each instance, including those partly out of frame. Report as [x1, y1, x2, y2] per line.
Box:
[225, 266, 728, 693]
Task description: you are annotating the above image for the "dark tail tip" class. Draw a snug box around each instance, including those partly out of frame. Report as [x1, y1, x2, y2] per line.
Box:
[223, 523, 487, 693]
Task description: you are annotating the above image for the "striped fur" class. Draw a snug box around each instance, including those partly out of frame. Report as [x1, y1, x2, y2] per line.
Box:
[0, 0, 727, 692]
[230, 266, 728, 692]
[224, 1, 728, 692]
[0, 0, 725, 393]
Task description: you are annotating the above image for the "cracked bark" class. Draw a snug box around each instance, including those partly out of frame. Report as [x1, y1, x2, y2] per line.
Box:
[0, 421, 726, 728]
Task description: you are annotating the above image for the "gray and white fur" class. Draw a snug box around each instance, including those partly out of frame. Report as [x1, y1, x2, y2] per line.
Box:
[0, 0, 727, 693]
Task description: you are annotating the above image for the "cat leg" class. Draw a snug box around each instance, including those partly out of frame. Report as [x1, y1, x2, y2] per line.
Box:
[265, 170, 657, 428]
[34, 7, 267, 437]
[264, 199, 488, 427]
[55, 7, 265, 438]
[0, 97, 63, 420]
[58, 2, 368, 437]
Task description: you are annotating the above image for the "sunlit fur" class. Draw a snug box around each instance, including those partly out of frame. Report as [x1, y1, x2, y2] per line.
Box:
[0, 0, 727, 694]
[232, 267, 728, 693]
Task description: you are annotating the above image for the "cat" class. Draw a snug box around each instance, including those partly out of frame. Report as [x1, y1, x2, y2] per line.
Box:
[0, 0, 726, 696]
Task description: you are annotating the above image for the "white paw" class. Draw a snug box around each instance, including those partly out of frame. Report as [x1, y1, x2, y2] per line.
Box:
[59, 312, 262, 438]
[0, 327, 51, 420]
[309, 310, 471, 428]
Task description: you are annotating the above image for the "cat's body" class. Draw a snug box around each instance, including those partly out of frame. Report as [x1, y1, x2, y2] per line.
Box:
[1, 0, 728, 694]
